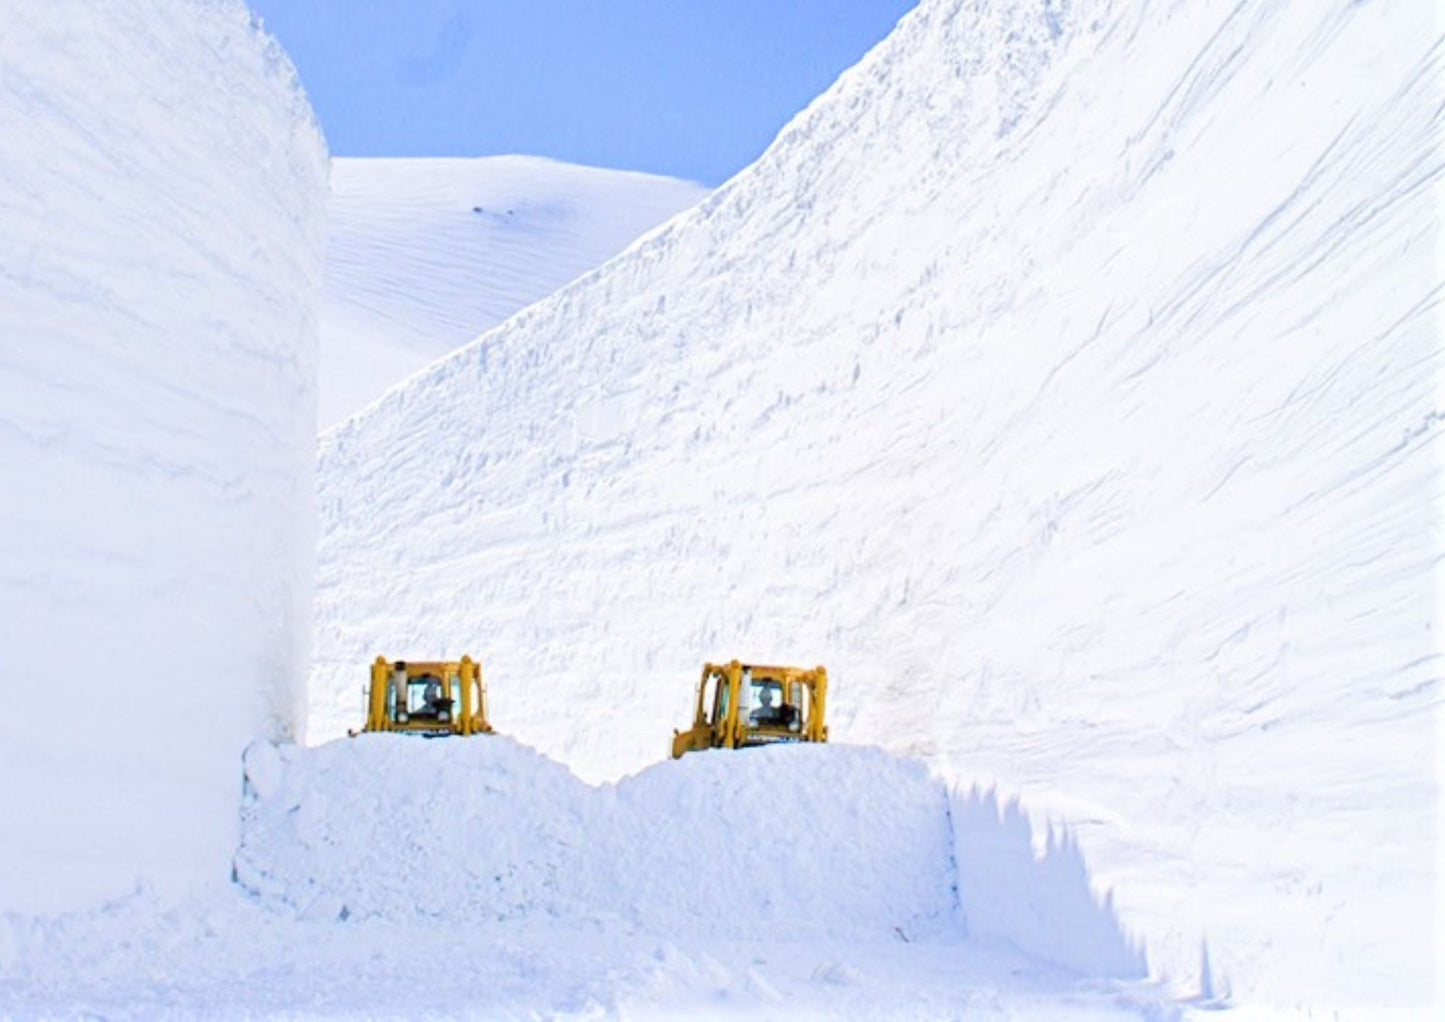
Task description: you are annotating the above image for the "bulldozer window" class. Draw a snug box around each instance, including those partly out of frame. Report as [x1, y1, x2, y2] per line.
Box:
[707, 670, 728, 724]
[405, 674, 450, 719]
[747, 677, 803, 730]
[746, 678, 784, 726]
[787, 681, 809, 732]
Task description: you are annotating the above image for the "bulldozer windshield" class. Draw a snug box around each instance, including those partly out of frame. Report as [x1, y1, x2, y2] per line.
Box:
[743, 675, 803, 732]
[403, 672, 454, 720]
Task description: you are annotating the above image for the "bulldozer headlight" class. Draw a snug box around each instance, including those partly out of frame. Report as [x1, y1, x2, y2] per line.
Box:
[438, 710, 450, 723]
[397, 712, 409, 723]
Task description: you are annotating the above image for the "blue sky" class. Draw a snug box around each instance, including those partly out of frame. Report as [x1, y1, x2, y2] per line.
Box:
[247, 1, 918, 186]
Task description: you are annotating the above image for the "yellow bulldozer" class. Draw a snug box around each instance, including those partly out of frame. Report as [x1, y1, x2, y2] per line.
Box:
[672, 660, 828, 758]
[357, 655, 493, 737]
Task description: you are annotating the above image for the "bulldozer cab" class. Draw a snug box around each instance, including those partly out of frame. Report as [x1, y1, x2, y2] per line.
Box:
[357, 656, 493, 737]
[672, 660, 828, 758]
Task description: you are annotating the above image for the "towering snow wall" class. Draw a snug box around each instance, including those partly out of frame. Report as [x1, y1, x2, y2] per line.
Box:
[0, 1, 326, 913]
[315, 0, 1441, 1013]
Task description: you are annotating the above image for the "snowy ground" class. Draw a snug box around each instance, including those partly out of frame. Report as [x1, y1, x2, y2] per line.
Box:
[0, 896, 1176, 1020]
[2, 739, 1184, 1020]
[322, 157, 707, 425]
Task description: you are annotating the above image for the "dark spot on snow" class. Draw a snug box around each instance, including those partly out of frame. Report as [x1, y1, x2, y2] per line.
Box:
[1043, 0, 1065, 41]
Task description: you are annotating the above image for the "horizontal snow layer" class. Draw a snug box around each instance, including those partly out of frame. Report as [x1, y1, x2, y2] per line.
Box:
[314, 0, 1442, 1014]
[0, 879, 1169, 1020]
[0, 0, 326, 912]
[235, 738, 957, 942]
[322, 157, 707, 425]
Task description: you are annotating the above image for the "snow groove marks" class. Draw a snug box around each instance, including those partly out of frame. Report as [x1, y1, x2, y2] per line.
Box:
[236, 740, 959, 943]
[949, 787, 1148, 981]
[0, 0, 325, 913]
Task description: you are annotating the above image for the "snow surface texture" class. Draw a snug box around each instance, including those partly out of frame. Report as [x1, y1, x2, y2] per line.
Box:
[1, 740, 1171, 1020]
[0, 893, 1170, 1021]
[314, 0, 1443, 1014]
[0, 0, 326, 913]
[322, 157, 707, 426]
[236, 738, 956, 942]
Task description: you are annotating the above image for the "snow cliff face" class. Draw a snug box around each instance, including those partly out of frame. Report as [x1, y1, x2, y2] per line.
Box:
[0, 0, 326, 913]
[322, 157, 707, 426]
[314, 0, 1440, 1013]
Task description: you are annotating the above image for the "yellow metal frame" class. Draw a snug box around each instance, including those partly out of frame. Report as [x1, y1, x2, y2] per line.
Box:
[356, 655, 493, 737]
[671, 660, 828, 758]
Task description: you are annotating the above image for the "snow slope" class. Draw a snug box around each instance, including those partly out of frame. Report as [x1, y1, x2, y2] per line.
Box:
[322, 157, 707, 426]
[313, 0, 1443, 1014]
[0, 0, 326, 913]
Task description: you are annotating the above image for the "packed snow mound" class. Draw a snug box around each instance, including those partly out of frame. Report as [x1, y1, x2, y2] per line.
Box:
[314, 0, 1440, 1014]
[236, 738, 956, 942]
[0, 0, 325, 913]
[322, 157, 708, 425]
[236, 734, 591, 925]
[608, 745, 954, 940]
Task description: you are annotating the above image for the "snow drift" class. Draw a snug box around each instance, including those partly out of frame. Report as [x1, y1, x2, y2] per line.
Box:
[313, 0, 1440, 1014]
[322, 157, 707, 425]
[0, 0, 326, 913]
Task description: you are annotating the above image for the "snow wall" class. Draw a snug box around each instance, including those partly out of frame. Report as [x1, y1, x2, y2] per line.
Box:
[0, 0, 327, 913]
[314, 0, 1441, 1014]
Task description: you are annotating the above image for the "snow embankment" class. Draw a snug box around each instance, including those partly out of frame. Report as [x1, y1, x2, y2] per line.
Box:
[313, 0, 1440, 1014]
[0, 0, 326, 913]
[235, 738, 956, 943]
[323, 157, 708, 425]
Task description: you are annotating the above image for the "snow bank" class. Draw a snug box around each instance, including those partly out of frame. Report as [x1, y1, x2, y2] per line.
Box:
[0, 0, 326, 913]
[236, 738, 956, 942]
[313, 0, 1440, 1013]
[323, 157, 707, 425]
